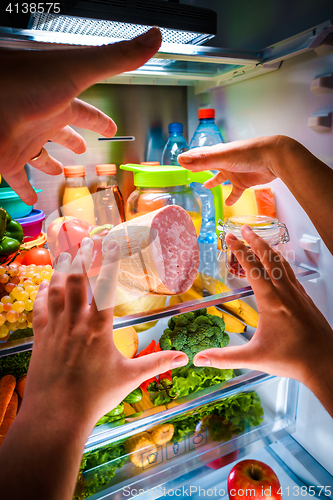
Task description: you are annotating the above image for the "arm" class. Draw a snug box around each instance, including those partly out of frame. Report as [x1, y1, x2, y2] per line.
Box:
[0, 239, 188, 500]
[178, 135, 333, 254]
[0, 28, 161, 205]
[193, 226, 333, 417]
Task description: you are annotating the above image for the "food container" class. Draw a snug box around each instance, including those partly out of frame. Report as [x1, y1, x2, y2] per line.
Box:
[15, 209, 45, 242]
[0, 187, 42, 218]
[121, 164, 223, 238]
[218, 215, 290, 277]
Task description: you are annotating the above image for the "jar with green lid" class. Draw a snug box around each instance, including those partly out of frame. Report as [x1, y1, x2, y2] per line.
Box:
[120, 164, 223, 238]
[218, 215, 290, 277]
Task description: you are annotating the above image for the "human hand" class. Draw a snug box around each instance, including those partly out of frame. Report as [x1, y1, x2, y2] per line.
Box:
[0, 28, 161, 205]
[193, 226, 333, 393]
[178, 136, 285, 205]
[22, 237, 188, 436]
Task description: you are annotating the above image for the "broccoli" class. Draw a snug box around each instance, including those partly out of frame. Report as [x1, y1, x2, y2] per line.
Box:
[159, 308, 229, 369]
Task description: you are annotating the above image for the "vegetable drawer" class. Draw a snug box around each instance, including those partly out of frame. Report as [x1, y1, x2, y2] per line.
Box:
[76, 368, 298, 499]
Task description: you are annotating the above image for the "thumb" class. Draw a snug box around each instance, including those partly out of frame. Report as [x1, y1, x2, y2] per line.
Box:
[61, 28, 162, 96]
[133, 351, 188, 385]
[193, 345, 258, 371]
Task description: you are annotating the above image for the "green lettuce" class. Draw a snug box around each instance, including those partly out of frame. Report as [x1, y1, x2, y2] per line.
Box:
[151, 366, 235, 406]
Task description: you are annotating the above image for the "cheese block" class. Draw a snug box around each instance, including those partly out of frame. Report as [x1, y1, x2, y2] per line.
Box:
[222, 186, 276, 221]
[102, 205, 199, 295]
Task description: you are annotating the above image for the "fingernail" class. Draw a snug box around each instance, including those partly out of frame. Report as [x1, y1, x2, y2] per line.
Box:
[179, 155, 193, 164]
[138, 28, 161, 47]
[227, 233, 238, 241]
[107, 239, 118, 251]
[194, 355, 211, 367]
[39, 280, 49, 291]
[58, 252, 71, 263]
[171, 355, 188, 369]
[81, 237, 92, 247]
[242, 224, 252, 233]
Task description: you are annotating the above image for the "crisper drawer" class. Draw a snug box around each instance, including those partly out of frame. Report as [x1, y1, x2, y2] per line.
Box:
[75, 372, 298, 500]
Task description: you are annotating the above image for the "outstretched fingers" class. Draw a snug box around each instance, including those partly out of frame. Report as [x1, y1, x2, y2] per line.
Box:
[89, 239, 120, 321]
[59, 28, 162, 98]
[70, 99, 117, 138]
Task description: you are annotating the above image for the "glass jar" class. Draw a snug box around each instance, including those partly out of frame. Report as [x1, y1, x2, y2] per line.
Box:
[218, 215, 290, 277]
[120, 164, 223, 240]
[126, 184, 202, 237]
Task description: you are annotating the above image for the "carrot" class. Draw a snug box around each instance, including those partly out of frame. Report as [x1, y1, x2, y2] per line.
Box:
[0, 391, 18, 446]
[16, 375, 27, 399]
[0, 374, 16, 426]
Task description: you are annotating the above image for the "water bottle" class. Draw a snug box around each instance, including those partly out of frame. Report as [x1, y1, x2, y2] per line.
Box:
[161, 123, 188, 166]
[190, 109, 224, 277]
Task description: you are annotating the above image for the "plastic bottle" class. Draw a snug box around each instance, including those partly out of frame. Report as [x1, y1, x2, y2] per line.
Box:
[161, 123, 188, 166]
[189, 109, 224, 277]
[94, 164, 125, 226]
[62, 165, 95, 226]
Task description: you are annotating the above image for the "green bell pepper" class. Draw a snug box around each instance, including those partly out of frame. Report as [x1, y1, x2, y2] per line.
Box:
[0, 208, 24, 257]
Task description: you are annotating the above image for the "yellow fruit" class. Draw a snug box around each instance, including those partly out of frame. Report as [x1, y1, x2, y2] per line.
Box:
[149, 424, 174, 445]
[114, 287, 167, 333]
[193, 273, 259, 328]
[124, 432, 157, 468]
[112, 321, 138, 359]
[123, 402, 136, 417]
[206, 306, 246, 333]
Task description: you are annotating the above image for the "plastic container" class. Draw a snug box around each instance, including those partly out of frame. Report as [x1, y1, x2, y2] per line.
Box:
[15, 209, 45, 242]
[0, 187, 42, 218]
[189, 109, 225, 277]
[161, 123, 188, 166]
[190, 108, 224, 244]
[95, 164, 125, 226]
[218, 215, 290, 277]
[62, 165, 95, 226]
[121, 164, 223, 238]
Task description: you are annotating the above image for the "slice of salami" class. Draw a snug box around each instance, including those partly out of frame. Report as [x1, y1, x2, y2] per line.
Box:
[102, 205, 199, 295]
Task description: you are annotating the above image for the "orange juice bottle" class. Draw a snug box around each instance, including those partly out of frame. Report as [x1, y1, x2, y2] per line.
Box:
[62, 165, 95, 226]
[95, 164, 125, 226]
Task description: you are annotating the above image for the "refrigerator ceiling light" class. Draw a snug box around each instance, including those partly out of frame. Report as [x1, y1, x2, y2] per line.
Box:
[29, 13, 214, 46]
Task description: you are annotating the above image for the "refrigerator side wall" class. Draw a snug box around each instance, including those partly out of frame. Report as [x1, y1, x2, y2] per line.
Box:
[187, 48, 333, 473]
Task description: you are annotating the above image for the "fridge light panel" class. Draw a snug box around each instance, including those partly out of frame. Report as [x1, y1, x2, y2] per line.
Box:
[29, 13, 215, 46]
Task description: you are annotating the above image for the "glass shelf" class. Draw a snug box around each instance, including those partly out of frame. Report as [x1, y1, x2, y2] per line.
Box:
[0, 263, 319, 358]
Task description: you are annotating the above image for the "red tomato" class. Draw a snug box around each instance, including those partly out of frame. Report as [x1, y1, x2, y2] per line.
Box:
[8, 254, 23, 267]
[21, 248, 54, 266]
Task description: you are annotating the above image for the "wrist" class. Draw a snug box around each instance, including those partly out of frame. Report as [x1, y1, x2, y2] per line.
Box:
[267, 135, 302, 179]
[18, 394, 93, 446]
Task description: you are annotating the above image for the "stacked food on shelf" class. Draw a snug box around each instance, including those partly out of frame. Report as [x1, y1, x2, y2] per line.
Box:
[0, 173, 266, 499]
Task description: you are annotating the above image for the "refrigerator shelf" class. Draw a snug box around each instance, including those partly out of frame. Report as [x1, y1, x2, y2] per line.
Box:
[0, 263, 320, 358]
[76, 374, 298, 499]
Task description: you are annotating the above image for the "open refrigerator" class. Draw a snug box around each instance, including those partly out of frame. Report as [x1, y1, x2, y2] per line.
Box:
[0, 3, 333, 498]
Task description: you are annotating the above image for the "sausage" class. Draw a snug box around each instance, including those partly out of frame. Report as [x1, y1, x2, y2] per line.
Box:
[102, 205, 199, 295]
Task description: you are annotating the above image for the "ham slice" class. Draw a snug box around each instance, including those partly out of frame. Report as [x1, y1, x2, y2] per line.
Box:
[102, 205, 199, 295]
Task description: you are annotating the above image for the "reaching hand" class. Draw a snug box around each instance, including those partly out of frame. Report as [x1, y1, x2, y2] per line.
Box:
[193, 225, 333, 415]
[178, 136, 282, 205]
[0, 28, 162, 205]
[25, 237, 188, 432]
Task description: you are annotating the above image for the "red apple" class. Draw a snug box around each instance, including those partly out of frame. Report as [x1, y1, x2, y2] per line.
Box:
[228, 459, 282, 500]
[206, 450, 239, 470]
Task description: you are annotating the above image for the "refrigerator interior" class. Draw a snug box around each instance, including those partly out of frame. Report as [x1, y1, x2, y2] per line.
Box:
[1, 4, 333, 497]
[187, 46, 333, 473]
